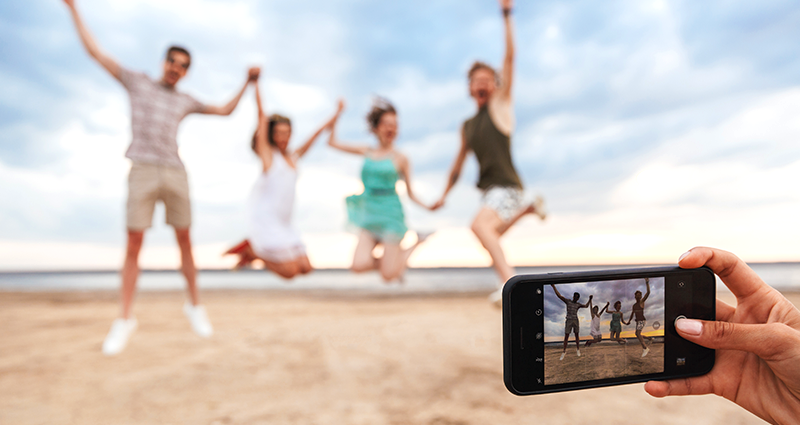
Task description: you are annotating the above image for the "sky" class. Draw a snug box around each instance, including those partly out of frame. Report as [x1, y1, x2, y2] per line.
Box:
[1, 0, 800, 271]
[543, 277, 665, 342]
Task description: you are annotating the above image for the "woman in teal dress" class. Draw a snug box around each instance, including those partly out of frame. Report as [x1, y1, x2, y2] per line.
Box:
[328, 98, 435, 282]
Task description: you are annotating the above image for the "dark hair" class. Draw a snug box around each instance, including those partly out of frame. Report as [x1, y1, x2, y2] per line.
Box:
[165, 45, 192, 68]
[366, 97, 396, 131]
[251, 114, 292, 153]
[614, 301, 622, 309]
[573, 292, 580, 299]
[468, 61, 498, 83]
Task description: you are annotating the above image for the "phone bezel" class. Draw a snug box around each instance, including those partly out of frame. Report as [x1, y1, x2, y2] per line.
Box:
[503, 266, 716, 395]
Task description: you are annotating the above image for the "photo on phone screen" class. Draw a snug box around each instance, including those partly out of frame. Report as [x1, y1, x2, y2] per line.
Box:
[544, 277, 665, 385]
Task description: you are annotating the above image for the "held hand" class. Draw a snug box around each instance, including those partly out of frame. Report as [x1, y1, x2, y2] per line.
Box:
[644, 247, 800, 425]
[499, 0, 513, 13]
[430, 198, 445, 211]
[63, 0, 75, 9]
[248, 67, 261, 82]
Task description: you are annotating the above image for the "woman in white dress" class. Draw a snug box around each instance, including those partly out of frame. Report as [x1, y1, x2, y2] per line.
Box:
[225, 72, 339, 278]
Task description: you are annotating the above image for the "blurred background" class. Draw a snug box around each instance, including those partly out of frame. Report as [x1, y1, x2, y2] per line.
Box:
[2, 0, 800, 272]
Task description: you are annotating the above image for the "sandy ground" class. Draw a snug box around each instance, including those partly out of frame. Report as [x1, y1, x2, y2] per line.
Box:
[1, 290, 791, 425]
[545, 341, 664, 385]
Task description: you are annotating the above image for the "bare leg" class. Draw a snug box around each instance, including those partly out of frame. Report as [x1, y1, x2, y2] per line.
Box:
[575, 331, 581, 352]
[636, 329, 647, 349]
[562, 334, 569, 352]
[264, 260, 302, 279]
[351, 230, 379, 273]
[120, 230, 144, 319]
[378, 236, 427, 282]
[471, 208, 515, 282]
[175, 228, 199, 306]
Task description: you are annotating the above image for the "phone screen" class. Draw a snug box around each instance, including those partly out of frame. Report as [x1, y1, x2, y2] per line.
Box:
[544, 278, 664, 385]
[503, 267, 715, 395]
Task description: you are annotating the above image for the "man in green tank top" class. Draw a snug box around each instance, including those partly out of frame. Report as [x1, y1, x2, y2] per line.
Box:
[433, 0, 546, 306]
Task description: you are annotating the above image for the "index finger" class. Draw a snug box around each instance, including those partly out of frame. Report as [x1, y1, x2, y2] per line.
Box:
[678, 246, 766, 300]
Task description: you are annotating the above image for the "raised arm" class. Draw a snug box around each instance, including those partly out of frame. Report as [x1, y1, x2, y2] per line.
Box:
[397, 154, 434, 211]
[327, 103, 370, 156]
[587, 297, 594, 317]
[599, 302, 610, 316]
[252, 82, 272, 172]
[292, 99, 343, 160]
[497, 0, 515, 99]
[642, 277, 651, 302]
[550, 284, 568, 303]
[431, 128, 470, 210]
[63, 0, 121, 80]
[202, 67, 258, 116]
[581, 294, 593, 309]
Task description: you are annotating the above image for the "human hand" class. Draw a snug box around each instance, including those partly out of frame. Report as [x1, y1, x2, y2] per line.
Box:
[63, 0, 75, 9]
[248, 67, 260, 82]
[430, 198, 445, 211]
[499, 0, 513, 13]
[644, 247, 800, 425]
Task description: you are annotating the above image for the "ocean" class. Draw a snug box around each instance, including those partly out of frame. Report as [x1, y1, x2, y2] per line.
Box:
[1, 263, 799, 294]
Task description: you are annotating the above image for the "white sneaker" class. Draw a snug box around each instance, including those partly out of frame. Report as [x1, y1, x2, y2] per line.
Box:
[488, 288, 503, 309]
[102, 317, 138, 356]
[577, 349, 581, 357]
[183, 302, 213, 338]
[559, 352, 566, 361]
[642, 347, 650, 357]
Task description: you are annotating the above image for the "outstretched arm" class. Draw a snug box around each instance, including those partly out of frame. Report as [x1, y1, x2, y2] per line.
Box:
[581, 295, 593, 309]
[497, 0, 515, 100]
[252, 81, 272, 171]
[327, 102, 370, 156]
[63, 0, 121, 80]
[431, 128, 470, 210]
[397, 154, 434, 211]
[202, 67, 258, 116]
[642, 277, 651, 302]
[293, 99, 344, 160]
[587, 298, 594, 317]
[550, 284, 568, 303]
[599, 302, 610, 316]
[625, 311, 634, 326]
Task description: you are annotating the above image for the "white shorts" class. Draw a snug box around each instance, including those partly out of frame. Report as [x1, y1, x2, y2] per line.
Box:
[480, 186, 527, 222]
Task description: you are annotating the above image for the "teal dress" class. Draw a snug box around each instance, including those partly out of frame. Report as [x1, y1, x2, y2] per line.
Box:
[346, 157, 408, 243]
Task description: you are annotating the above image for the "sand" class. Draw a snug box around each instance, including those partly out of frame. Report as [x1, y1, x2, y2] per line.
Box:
[0, 289, 787, 425]
[545, 341, 664, 385]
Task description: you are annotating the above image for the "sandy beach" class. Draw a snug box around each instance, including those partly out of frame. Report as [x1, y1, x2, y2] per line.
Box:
[1, 289, 789, 425]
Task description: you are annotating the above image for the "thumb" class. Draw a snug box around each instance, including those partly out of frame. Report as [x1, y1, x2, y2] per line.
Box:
[676, 318, 791, 360]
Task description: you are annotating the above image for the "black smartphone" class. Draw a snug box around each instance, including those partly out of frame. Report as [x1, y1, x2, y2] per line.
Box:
[503, 266, 716, 395]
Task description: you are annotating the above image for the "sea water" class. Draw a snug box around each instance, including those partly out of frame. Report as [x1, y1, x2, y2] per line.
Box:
[1, 263, 798, 293]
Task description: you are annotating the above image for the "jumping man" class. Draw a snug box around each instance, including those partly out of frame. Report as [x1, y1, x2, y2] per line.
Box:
[63, 0, 257, 355]
[551, 284, 592, 360]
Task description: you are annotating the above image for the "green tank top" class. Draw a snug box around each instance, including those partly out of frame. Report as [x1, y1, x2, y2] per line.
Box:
[463, 105, 522, 190]
[361, 156, 398, 192]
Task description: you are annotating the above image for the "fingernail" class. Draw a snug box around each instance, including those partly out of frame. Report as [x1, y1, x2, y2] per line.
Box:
[678, 250, 692, 262]
[675, 318, 702, 336]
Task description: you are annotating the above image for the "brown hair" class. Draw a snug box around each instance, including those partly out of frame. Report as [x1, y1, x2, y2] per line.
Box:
[366, 97, 396, 131]
[165, 45, 191, 68]
[251, 114, 292, 153]
[468, 61, 498, 83]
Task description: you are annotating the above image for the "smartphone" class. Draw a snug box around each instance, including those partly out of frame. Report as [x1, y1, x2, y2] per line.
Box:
[503, 266, 716, 395]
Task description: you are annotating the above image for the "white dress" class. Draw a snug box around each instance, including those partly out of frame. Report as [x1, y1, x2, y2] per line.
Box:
[590, 316, 602, 338]
[248, 151, 306, 262]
